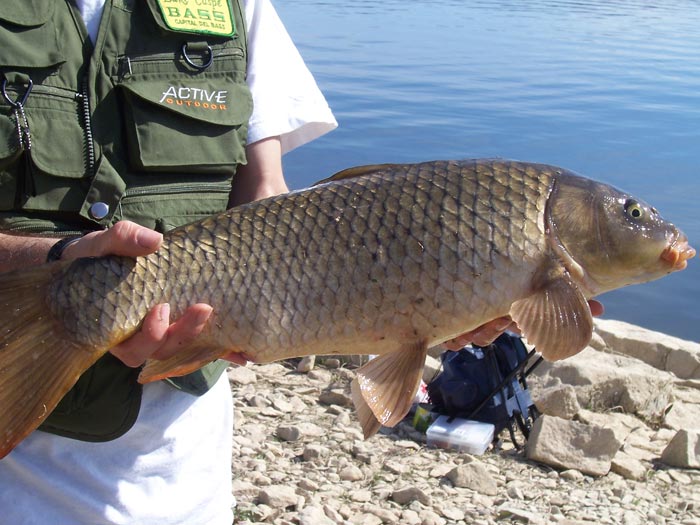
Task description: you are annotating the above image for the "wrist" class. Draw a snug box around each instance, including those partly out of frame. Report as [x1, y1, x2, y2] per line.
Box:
[46, 236, 83, 262]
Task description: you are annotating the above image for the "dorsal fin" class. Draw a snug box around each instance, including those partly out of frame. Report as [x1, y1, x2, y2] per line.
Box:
[313, 163, 401, 186]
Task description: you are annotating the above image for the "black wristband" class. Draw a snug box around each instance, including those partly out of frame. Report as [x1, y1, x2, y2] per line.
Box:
[46, 236, 82, 262]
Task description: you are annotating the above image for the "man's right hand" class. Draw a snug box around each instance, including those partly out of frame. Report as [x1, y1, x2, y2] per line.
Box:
[60, 221, 216, 368]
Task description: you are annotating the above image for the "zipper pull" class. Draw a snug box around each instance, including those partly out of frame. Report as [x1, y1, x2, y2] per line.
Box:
[1, 77, 37, 205]
[16, 149, 38, 206]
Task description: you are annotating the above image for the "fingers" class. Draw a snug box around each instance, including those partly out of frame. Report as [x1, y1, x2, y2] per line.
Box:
[110, 303, 213, 368]
[62, 221, 163, 261]
[110, 304, 172, 367]
[589, 299, 604, 317]
[150, 304, 213, 361]
[443, 317, 515, 350]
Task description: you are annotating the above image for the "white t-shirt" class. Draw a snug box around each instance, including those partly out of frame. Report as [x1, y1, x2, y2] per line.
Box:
[0, 1, 336, 524]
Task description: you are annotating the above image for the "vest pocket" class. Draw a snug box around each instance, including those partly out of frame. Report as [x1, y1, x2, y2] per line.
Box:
[0, 0, 64, 69]
[120, 77, 252, 175]
[0, 86, 90, 211]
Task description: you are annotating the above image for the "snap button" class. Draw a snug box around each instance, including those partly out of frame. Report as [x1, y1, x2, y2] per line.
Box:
[89, 201, 110, 220]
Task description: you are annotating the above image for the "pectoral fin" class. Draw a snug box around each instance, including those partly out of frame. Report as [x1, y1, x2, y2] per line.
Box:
[510, 272, 593, 361]
[350, 341, 428, 438]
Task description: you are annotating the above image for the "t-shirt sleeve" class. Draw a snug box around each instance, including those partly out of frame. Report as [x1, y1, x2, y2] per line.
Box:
[244, 0, 337, 154]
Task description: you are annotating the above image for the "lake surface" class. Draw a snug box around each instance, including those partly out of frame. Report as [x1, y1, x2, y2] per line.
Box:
[276, 0, 700, 341]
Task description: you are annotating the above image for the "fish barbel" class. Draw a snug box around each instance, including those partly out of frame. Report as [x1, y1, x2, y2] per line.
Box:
[0, 159, 694, 457]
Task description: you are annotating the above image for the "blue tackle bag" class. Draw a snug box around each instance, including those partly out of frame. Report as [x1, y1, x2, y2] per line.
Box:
[427, 333, 541, 448]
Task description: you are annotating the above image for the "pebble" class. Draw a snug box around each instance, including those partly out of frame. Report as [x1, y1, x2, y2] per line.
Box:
[318, 389, 353, 407]
[439, 506, 465, 521]
[276, 425, 301, 442]
[339, 465, 364, 481]
[296, 356, 316, 373]
[350, 490, 372, 502]
[323, 358, 341, 369]
[298, 505, 333, 525]
[611, 453, 648, 481]
[227, 366, 257, 385]
[257, 485, 298, 509]
[446, 463, 499, 495]
[560, 469, 585, 482]
[392, 486, 432, 506]
[302, 444, 329, 462]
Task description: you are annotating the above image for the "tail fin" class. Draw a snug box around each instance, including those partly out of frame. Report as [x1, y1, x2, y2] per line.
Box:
[0, 264, 104, 458]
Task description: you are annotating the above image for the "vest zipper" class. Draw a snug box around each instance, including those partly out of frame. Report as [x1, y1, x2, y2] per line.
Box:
[75, 81, 96, 179]
[3, 83, 79, 102]
[122, 181, 232, 198]
[1, 221, 85, 236]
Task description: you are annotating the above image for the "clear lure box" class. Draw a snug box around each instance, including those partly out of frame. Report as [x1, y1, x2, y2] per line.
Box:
[426, 415, 495, 455]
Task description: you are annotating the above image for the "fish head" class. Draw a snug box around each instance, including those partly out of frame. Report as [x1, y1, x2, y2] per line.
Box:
[548, 173, 695, 296]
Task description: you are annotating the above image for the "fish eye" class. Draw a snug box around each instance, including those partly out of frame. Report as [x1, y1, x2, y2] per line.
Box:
[624, 199, 644, 220]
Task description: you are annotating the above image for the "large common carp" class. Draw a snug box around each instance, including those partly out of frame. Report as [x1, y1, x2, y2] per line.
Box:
[0, 159, 694, 458]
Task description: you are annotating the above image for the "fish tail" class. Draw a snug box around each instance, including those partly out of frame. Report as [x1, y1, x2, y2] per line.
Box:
[0, 264, 103, 459]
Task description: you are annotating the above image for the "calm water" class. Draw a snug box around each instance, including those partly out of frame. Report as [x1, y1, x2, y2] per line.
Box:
[276, 0, 700, 341]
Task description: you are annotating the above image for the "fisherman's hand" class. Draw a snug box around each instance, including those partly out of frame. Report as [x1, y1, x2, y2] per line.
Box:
[58, 221, 224, 367]
[443, 299, 604, 350]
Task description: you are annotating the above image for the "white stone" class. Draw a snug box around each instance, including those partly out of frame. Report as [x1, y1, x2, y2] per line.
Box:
[525, 415, 621, 477]
[391, 486, 432, 506]
[257, 485, 298, 509]
[298, 505, 335, 525]
[339, 465, 364, 482]
[594, 318, 700, 379]
[446, 463, 499, 495]
[348, 513, 381, 525]
[611, 452, 648, 481]
[297, 355, 316, 373]
[534, 384, 581, 419]
[536, 347, 674, 420]
[303, 444, 330, 462]
[497, 504, 543, 524]
[576, 409, 647, 444]
[559, 469, 584, 482]
[276, 425, 301, 442]
[227, 365, 257, 385]
[438, 506, 465, 521]
[661, 429, 700, 469]
[319, 389, 353, 407]
[663, 401, 700, 432]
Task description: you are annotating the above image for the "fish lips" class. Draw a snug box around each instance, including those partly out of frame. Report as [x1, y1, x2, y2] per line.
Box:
[661, 232, 696, 271]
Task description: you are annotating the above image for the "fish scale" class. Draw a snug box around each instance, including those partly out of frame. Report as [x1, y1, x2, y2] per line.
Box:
[0, 158, 693, 455]
[48, 160, 552, 361]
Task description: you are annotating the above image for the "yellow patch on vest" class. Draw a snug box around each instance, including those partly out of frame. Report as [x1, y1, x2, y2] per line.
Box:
[156, 0, 235, 37]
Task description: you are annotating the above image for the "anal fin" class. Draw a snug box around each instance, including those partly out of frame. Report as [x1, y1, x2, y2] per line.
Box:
[138, 342, 231, 384]
[350, 341, 428, 438]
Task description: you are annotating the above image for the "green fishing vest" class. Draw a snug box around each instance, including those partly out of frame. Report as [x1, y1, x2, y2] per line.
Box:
[0, 0, 251, 441]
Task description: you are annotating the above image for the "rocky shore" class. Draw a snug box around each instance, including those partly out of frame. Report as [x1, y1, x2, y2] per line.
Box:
[229, 319, 700, 525]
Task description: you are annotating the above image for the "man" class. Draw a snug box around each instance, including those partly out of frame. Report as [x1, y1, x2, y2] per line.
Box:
[0, 1, 601, 523]
[0, 1, 336, 523]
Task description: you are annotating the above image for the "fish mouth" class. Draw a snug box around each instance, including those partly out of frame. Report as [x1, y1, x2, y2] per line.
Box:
[661, 234, 696, 271]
